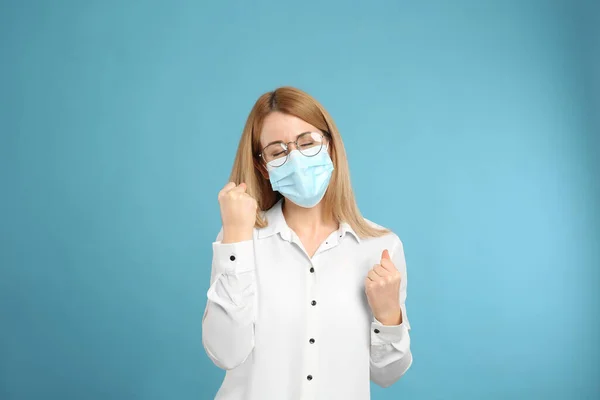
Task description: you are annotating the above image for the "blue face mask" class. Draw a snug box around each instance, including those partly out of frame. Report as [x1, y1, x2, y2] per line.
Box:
[267, 148, 334, 208]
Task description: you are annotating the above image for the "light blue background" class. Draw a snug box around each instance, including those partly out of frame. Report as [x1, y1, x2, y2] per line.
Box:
[1, 0, 599, 399]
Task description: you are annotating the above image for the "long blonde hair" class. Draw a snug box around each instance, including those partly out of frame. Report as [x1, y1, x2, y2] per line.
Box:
[228, 86, 389, 239]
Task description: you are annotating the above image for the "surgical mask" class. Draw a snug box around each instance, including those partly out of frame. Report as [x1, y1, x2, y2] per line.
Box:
[267, 148, 334, 208]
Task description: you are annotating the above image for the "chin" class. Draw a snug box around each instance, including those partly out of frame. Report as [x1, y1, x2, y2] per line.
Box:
[285, 197, 322, 209]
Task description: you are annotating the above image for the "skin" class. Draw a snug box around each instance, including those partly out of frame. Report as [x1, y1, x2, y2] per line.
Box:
[218, 111, 402, 326]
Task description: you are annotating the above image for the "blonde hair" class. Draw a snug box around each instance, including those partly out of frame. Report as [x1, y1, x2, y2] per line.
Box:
[228, 86, 389, 239]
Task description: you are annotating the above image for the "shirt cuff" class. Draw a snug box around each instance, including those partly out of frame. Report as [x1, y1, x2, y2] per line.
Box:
[212, 240, 255, 275]
[371, 316, 409, 349]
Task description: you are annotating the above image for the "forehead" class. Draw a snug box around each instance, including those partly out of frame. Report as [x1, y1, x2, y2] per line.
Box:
[260, 112, 319, 146]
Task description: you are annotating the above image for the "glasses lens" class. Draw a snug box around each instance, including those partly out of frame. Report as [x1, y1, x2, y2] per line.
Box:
[263, 142, 288, 167]
[297, 132, 324, 157]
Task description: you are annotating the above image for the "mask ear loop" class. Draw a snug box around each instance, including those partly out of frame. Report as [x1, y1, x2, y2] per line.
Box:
[323, 137, 331, 153]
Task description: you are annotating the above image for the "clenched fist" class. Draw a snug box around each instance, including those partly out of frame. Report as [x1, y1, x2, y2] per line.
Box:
[365, 249, 403, 326]
[218, 182, 258, 244]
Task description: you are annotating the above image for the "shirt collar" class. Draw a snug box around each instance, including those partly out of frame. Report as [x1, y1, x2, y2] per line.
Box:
[339, 221, 361, 243]
[258, 198, 361, 243]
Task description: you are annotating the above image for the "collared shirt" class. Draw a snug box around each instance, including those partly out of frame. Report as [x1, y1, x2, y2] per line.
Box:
[202, 199, 412, 400]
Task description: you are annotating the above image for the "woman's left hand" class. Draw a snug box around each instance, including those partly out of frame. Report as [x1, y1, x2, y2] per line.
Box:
[365, 249, 403, 326]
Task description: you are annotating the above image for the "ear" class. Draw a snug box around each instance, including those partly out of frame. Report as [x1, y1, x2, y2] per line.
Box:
[253, 156, 269, 180]
[259, 167, 269, 180]
[325, 135, 333, 157]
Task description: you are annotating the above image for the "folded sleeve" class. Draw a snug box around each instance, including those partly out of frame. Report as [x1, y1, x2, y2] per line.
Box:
[201, 228, 256, 370]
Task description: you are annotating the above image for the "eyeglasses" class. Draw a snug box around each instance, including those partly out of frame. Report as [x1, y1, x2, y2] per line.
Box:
[258, 131, 328, 168]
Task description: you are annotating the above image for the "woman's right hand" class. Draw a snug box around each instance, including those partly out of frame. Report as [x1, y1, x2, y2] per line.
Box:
[218, 182, 258, 243]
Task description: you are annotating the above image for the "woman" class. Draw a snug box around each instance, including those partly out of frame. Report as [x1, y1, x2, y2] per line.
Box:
[202, 87, 412, 400]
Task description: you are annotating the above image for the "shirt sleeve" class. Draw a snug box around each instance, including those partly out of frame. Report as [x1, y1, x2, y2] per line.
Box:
[201, 228, 256, 370]
[369, 237, 413, 388]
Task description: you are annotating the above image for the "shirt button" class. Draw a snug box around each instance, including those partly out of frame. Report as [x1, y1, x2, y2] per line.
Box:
[229, 255, 236, 261]
[311, 300, 317, 306]
[374, 328, 380, 334]
[309, 267, 315, 273]
[309, 338, 315, 344]
[307, 375, 313, 381]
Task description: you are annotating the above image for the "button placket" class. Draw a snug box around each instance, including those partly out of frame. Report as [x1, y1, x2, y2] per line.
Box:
[302, 258, 319, 397]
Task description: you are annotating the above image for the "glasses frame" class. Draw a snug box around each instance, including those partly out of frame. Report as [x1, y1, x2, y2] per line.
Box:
[257, 131, 330, 168]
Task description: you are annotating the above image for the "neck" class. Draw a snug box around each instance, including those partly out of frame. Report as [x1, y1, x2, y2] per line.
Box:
[282, 198, 337, 237]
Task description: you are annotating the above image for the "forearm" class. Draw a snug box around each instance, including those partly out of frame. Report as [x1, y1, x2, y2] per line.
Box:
[202, 286, 255, 370]
[369, 315, 412, 387]
[202, 238, 256, 370]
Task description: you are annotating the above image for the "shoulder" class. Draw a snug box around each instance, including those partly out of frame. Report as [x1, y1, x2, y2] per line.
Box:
[362, 217, 404, 252]
[360, 219, 408, 273]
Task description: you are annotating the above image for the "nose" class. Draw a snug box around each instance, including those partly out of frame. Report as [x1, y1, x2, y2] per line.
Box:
[286, 141, 299, 152]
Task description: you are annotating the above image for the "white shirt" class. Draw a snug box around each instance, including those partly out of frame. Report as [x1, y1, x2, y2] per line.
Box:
[202, 199, 412, 400]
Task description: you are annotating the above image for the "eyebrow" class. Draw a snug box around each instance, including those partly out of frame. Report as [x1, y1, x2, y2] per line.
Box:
[262, 131, 314, 149]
